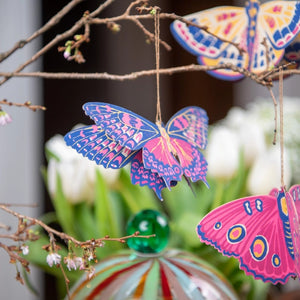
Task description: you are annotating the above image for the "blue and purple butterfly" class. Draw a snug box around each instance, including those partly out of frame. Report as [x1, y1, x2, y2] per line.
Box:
[64, 102, 209, 199]
[171, 0, 300, 80]
[197, 185, 300, 284]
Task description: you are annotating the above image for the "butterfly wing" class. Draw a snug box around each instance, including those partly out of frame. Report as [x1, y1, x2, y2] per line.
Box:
[171, 7, 246, 58]
[198, 49, 248, 80]
[130, 150, 177, 200]
[247, 25, 285, 74]
[171, 6, 250, 80]
[83, 102, 159, 150]
[289, 184, 300, 214]
[168, 107, 208, 184]
[142, 136, 183, 187]
[142, 107, 209, 187]
[197, 194, 296, 284]
[287, 184, 300, 277]
[259, 1, 300, 50]
[64, 125, 136, 168]
[166, 107, 208, 150]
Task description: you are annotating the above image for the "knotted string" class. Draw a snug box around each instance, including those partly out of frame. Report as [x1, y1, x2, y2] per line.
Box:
[154, 8, 162, 124]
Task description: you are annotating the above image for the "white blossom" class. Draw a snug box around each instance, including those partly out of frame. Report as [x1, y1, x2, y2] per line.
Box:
[64, 256, 77, 271]
[248, 97, 300, 183]
[46, 253, 61, 267]
[46, 131, 120, 204]
[21, 245, 29, 256]
[224, 107, 266, 166]
[0, 110, 12, 126]
[64, 256, 83, 271]
[247, 146, 291, 195]
[206, 126, 240, 180]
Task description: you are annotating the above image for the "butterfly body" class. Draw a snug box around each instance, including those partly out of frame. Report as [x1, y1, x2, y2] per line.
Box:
[197, 186, 300, 284]
[65, 102, 208, 199]
[171, 0, 300, 80]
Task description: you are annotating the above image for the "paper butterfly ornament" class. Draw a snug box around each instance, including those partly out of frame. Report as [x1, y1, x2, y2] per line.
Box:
[197, 185, 300, 284]
[282, 33, 300, 64]
[171, 0, 300, 80]
[64, 102, 209, 199]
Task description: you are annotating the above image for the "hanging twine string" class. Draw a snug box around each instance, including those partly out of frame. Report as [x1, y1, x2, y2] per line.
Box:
[154, 7, 162, 124]
[267, 86, 278, 145]
[279, 67, 284, 188]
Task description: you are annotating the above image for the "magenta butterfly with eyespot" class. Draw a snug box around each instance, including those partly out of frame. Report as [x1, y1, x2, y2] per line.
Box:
[197, 185, 300, 284]
[64, 102, 209, 199]
[170, 0, 300, 80]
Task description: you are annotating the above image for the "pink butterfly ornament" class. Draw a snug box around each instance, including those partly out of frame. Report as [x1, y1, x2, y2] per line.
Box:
[64, 102, 209, 200]
[171, 0, 300, 80]
[197, 185, 300, 284]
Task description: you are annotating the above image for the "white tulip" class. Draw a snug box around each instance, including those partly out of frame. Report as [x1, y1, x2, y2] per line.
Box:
[236, 122, 266, 167]
[247, 146, 291, 195]
[46, 132, 120, 204]
[224, 107, 267, 167]
[206, 126, 240, 180]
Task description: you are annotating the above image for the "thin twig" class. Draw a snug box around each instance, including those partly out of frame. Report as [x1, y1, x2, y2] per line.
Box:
[0, 0, 116, 87]
[0, 204, 155, 248]
[0, 223, 11, 231]
[0, 99, 46, 112]
[0, 63, 272, 86]
[0, 0, 85, 63]
[0, 242, 29, 270]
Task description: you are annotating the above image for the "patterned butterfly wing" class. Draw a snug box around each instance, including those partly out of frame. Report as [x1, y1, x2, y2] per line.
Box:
[171, 6, 250, 80]
[246, 1, 300, 74]
[171, 7, 246, 59]
[287, 185, 300, 277]
[83, 102, 159, 150]
[167, 107, 208, 184]
[130, 150, 177, 200]
[248, 25, 285, 74]
[142, 107, 209, 187]
[289, 184, 300, 215]
[197, 194, 296, 284]
[166, 107, 208, 149]
[64, 125, 136, 168]
[142, 136, 183, 188]
[259, 1, 300, 50]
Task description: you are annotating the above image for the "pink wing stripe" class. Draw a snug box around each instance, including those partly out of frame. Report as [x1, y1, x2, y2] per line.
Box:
[170, 138, 208, 185]
[143, 137, 183, 188]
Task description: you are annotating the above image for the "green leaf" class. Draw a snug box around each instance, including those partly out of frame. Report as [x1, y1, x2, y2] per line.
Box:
[73, 202, 99, 241]
[95, 170, 122, 239]
[117, 168, 159, 213]
[51, 173, 76, 237]
[169, 212, 201, 248]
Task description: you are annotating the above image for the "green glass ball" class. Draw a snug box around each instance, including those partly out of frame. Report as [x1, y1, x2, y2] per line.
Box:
[126, 209, 169, 254]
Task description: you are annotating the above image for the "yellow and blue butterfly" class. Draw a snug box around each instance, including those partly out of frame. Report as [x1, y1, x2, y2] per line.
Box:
[171, 0, 300, 80]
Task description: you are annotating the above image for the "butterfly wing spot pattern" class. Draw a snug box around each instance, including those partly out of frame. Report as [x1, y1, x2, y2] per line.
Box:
[171, 0, 300, 80]
[197, 187, 300, 284]
[65, 102, 209, 200]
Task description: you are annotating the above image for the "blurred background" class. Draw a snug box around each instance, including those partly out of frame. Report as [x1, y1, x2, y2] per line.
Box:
[1, 0, 300, 299]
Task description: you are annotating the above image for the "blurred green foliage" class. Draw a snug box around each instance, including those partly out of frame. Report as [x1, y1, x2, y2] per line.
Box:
[26, 156, 270, 299]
